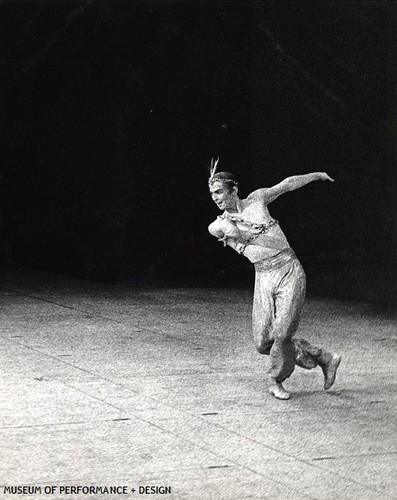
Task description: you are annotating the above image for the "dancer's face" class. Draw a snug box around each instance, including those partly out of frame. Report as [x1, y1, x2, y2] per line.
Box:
[209, 181, 238, 211]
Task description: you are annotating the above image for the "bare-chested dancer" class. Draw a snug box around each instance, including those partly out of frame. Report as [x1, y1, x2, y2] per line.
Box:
[208, 160, 341, 400]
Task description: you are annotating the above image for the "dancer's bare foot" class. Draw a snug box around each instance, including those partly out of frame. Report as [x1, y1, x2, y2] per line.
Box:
[321, 353, 342, 390]
[269, 381, 291, 400]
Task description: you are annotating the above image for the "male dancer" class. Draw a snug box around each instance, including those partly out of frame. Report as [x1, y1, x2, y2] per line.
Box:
[208, 160, 341, 400]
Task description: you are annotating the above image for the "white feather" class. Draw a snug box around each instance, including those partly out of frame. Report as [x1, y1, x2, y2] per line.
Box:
[209, 157, 220, 181]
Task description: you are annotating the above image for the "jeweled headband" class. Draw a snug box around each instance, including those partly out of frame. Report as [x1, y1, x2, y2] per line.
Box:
[208, 157, 239, 187]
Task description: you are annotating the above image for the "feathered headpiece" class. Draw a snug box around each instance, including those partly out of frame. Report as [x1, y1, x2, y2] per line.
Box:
[208, 157, 239, 187]
[208, 156, 219, 184]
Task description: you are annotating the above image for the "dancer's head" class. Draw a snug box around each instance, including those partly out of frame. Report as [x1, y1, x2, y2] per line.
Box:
[208, 172, 240, 211]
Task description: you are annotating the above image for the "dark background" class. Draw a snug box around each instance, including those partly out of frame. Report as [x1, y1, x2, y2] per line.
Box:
[0, 1, 396, 308]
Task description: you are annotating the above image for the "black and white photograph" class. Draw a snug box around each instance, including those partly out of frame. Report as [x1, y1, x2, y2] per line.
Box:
[1, 1, 396, 499]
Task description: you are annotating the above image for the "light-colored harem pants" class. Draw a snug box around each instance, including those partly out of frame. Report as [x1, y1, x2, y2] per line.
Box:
[252, 248, 323, 383]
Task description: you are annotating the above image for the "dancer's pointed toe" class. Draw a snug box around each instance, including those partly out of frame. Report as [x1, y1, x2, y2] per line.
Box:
[269, 383, 291, 400]
[322, 353, 342, 390]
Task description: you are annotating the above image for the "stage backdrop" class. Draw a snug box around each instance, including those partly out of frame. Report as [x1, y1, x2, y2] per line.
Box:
[0, 1, 396, 307]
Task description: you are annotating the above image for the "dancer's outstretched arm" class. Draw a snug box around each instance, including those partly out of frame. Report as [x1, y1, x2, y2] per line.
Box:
[247, 172, 334, 204]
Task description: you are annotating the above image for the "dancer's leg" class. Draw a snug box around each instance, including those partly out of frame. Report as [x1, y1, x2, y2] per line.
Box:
[253, 259, 305, 400]
[268, 260, 306, 387]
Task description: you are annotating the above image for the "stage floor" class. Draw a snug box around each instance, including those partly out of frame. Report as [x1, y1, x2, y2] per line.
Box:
[1, 266, 396, 500]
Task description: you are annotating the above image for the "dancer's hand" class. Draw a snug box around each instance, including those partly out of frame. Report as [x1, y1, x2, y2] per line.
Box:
[318, 172, 334, 182]
[222, 221, 240, 239]
[218, 226, 240, 247]
[217, 235, 228, 246]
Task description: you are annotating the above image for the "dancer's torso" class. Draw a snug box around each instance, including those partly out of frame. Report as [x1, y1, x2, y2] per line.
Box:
[219, 198, 291, 263]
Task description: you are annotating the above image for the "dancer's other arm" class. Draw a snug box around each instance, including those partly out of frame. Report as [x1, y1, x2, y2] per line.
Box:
[208, 218, 240, 243]
[248, 172, 334, 204]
